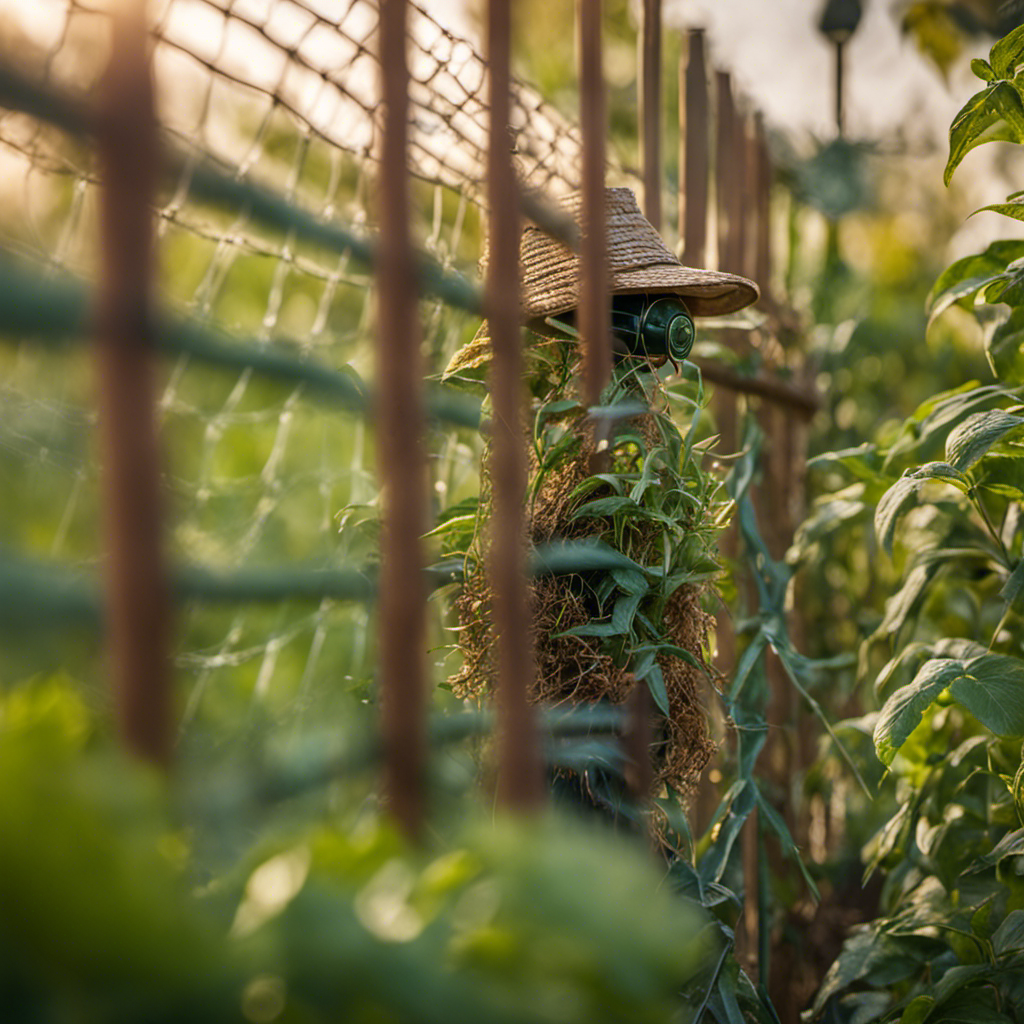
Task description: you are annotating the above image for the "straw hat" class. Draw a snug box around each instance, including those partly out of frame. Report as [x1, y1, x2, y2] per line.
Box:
[443, 187, 759, 377]
[517, 187, 758, 326]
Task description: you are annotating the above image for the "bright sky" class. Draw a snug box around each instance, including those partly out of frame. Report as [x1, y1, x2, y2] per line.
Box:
[664, 0, 972, 146]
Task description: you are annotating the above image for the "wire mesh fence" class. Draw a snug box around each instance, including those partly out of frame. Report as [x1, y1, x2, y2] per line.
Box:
[0, 0, 621, 754]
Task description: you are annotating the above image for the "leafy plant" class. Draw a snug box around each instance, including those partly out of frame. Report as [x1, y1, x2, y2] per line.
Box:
[804, 24, 1024, 1023]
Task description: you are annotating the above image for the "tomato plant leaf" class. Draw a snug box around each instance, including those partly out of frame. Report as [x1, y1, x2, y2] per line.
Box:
[875, 464, 971, 556]
[990, 22, 1024, 79]
[874, 657, 964, 766]
[946, 409, 1024, 470]
[945, 81, 1024, 186]
[992, 909, 1024, 955]
[950, 654, 1024, 737]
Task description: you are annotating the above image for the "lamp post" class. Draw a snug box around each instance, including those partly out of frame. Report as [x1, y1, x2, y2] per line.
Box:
[818, 0, 862, 138]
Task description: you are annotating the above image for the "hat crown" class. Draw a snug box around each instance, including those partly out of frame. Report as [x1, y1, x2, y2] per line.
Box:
[517, 187, 758, 321]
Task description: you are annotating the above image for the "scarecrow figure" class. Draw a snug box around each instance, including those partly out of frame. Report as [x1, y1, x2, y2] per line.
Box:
[443, 187, 758, 814]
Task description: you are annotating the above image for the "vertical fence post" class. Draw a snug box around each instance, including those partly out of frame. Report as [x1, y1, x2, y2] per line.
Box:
[715, 72, 743, 275]
[96, 0, 171, 767]
[680, 29, 708, 267]
[714, 66, 759, 980]
[753, 115, 772, 306]
[639, 0, 662, 232]
[578, 0, 611, 472]
[377, 0, 427, 840]
[487, 0, 544, 813]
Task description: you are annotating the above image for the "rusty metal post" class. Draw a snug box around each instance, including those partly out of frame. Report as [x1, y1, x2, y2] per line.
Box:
[680, 29, 708, 267]
[487, 0, 544, 813]
[377, 0, 427, 839]
[639, 0, 662, 232]
[96, 0, 171, 767]
[623, 678, 653, 805]
[578, 0, 611, 468]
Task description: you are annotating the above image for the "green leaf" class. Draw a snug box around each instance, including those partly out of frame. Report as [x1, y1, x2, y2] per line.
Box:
[945, 80, 1024, 186]
[990, 22, 1024, 79]
[1000, 559, 1024, 613]
[967, 826, 1024, 872]
[611, 592, 642, 634]
[992, 909, 1024, 954]
[571, 496, 639, 519]
[874, 658, 964, 766]
[972, 58, 996, 82]
[975, 197, 1024, 223]
[530, 539, 647, 576]
[644, 663, 670, 716]
[950, 653, 1024, 736]
[986, 305, 1024, 383]
[928, 241, 1024, 314]
[900, 995, 936, 1024]
[874, 464, 971, 555]
[945, 409, 1024, 470]
[930, 963, 991, 1005]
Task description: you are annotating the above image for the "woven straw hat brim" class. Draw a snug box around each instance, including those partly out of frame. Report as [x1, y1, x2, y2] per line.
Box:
[519, 187, 759, 320]
[453, 186, 759, 358]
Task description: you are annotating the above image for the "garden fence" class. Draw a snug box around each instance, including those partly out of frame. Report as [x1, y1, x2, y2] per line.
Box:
[0, 0, 822, 1004]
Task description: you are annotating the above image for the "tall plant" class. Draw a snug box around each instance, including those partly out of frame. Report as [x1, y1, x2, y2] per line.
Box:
[806, 25, 1024, 1024]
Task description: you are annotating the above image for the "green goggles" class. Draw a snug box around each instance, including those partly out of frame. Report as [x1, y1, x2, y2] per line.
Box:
[609, 294, 695, 365]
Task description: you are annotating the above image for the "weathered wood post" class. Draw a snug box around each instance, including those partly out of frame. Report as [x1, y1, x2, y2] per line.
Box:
[96, 0, 172, 767]
[487, 0, 545, 812]
[377, 0, 427, 839]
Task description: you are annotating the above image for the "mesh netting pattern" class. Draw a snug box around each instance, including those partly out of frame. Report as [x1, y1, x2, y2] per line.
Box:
[0, 0, 605, 744]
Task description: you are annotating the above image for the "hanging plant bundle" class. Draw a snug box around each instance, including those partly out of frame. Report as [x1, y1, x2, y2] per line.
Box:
[443, 339, 728, 798]
[439, 186, 758, 802]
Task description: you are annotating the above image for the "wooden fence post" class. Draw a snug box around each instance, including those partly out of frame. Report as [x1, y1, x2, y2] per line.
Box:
[578, 0, 611, 471]
[377, 0, 427, 840]
[639, 0, 662, 232]
[487, 0, 544, 813]
[680, 29, 708, 268]
[96, 0, 172, 767]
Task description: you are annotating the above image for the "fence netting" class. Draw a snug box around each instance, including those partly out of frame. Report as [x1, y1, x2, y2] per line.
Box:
[0, 0, 632, 751]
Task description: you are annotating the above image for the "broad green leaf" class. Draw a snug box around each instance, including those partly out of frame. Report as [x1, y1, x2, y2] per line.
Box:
[808, 929, 894, 1017]
[929, 273, 1008, 323]
[992, 909, 1024, 954]
[990, 22, 1024, 78]
[967, 826, 1024, 872]
[945, 80, 1024, 186]
[843, 992, 892, 1024]
[929, 963, 990, 1005]
[950, 653, 1024, 736]
[945, 409, 1024, 470]
[928, 241, 1024, 312]
[932, 992, 1014, 1024]
[876, 564, 936, 639]
[900, 995, 936, 1024]
[1000, 558, 1024, 613]
[530, 539, 647, 576]
[986, 305, 1024, 383]
[874, 658, 964, 766]
[874, 464, 971, 555]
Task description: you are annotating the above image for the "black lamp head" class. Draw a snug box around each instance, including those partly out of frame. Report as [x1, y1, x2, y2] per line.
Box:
[609, 293, 695, 368]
